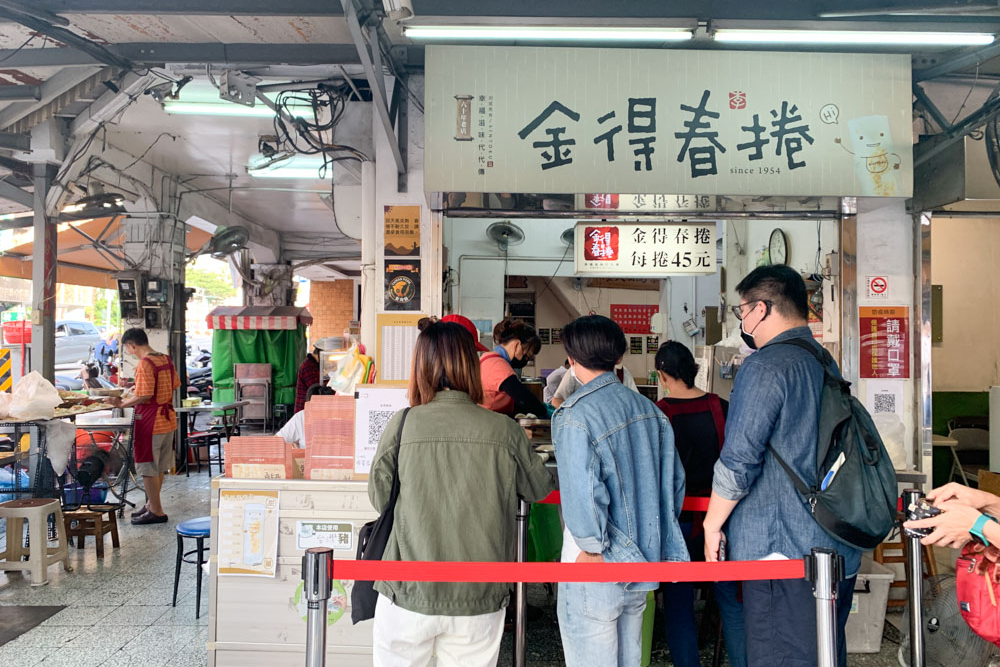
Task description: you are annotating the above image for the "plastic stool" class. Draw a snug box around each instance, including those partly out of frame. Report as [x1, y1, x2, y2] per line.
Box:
[173, 516, 211, 618]
[0, 498, 71, 586]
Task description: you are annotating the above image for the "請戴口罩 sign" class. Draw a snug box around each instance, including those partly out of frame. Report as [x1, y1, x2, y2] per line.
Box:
[425, 46, 912, 197]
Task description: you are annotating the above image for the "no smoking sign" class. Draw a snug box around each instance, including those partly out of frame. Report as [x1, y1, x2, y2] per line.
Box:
[866, 276, 889, 300]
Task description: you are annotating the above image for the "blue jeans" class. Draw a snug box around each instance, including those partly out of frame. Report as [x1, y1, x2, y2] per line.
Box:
[661, 582, 746, 667]
[558, 582, 647, 667]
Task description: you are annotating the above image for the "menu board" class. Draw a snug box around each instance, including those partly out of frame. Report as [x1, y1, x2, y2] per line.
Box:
[218, 490, 280, 577]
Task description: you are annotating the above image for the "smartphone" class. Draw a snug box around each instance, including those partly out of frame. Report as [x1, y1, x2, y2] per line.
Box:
[718, 535, 727, 562]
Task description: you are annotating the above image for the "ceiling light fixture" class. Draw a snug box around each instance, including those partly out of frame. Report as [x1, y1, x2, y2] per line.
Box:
[403, 25, 694, 42]
[713, 29, 995, 46]
[246, 153, 332, 180]
[162, 101, 313, 118]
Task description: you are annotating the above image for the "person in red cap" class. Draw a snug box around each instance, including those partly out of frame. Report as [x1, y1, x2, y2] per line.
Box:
[440, 314, 489, 353]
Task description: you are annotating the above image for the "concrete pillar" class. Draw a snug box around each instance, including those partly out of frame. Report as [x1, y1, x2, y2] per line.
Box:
[30, 164, 57, 381]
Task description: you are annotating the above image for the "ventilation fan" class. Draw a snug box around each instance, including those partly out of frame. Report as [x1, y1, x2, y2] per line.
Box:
[188, 225, 251, 261]
[560, 227, 575, 247]
[486, 221, 524, 251]
[59, 183, 126, 222]
[899, 574, 1000, 667]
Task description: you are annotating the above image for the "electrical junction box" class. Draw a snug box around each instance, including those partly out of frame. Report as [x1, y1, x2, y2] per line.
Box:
[144, 278, 169, 305]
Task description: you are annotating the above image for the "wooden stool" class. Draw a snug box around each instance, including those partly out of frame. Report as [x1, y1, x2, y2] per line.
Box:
[0, 498, 71, 586]
[63, 506, 120, 558]
[874, 532, 938, 608]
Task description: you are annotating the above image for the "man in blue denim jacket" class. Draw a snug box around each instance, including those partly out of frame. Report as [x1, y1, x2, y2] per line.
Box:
[704, 266, 860, 667]
[553, 315, 688, 666]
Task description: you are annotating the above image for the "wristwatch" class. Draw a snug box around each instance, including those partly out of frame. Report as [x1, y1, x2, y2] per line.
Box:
[970, 514, 998, 546]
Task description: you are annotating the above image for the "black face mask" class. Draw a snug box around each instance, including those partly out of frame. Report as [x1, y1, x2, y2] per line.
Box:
[740, 304, 769, 350]
[510, 356, 530, 370]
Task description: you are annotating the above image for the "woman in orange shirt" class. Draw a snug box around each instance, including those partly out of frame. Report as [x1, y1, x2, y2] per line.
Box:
[479, 319, 546, 417]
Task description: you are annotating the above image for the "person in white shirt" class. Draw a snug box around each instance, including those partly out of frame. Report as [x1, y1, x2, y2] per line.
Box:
[276, 384, 334, 447]
[551, 363, 638, 408]
[543, 360, 570, 404]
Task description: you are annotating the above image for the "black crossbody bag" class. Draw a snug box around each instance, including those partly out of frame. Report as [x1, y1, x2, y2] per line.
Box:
[351, 407, 409, 624]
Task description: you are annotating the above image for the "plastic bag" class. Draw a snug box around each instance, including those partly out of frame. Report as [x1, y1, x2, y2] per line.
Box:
[0, 392, 11, 420]
[8, 371, 62, 421]
[329, 344, 372, 395]
[44, 419, 76, 476]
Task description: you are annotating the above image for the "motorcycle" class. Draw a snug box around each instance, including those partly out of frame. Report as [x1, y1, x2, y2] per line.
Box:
[187, 365, 213, 400]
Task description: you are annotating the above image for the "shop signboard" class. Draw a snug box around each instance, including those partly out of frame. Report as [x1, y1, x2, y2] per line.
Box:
[425, 46, 912, 197]
[860, 306, 910, 379]
[575, 222, 716, 276]
[584, 194, 716, 212]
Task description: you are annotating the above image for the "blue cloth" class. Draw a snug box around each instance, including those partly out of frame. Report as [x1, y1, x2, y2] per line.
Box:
[177, 516, 211, 537]
[711, 326, 861, 575]
[553, 372, 689, 593]
[558, 582, 647, 667]
[493, 345, 510, 362]
[94, 340, 111, 364]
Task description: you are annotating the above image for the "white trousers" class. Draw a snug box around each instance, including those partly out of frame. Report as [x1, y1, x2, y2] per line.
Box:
[372, 594, 505, 667]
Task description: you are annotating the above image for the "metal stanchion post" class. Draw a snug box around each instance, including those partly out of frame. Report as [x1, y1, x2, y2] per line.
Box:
[513, 498, 529, 667]
[807, 547, 842, 667]
[302, 547, 333, 667]
[902, 489, 927, 667]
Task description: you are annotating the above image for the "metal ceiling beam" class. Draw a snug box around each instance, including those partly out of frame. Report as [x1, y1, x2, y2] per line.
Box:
[0, 85, 39, 102]
[0, 6, 132, 70]
[915, 40, 1000, 81]
[341, 0, 406, 178]
[0, 180, 33, 208]
[0, 65, 104, 131]
[31, 0, 343, 15]
[0, 132, 30, 151]
[0, 47, 97, 68]
[0, 217, 32, 231]
[117, 43, 363, 66]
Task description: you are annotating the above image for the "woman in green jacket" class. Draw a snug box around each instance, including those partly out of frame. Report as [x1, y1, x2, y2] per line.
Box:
[368, 321, 556, 667]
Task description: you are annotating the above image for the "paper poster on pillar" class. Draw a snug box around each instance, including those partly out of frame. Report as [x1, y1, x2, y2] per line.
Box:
[859, 306, 910, 379]
[384, 260, 421, 311]
[384, 205, 420, 257]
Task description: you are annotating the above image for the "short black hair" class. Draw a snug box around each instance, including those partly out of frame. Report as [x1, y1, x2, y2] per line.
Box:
[562, 315, 626, 373]
[655, 341, 698, 389]
[305, 384, 334, 401]
[121, 328, 148, 347]
[84, 365, 100, 379]
[735, 265, 808, 321]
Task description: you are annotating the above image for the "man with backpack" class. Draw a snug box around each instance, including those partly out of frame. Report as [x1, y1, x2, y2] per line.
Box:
[703, 266, 862, 667]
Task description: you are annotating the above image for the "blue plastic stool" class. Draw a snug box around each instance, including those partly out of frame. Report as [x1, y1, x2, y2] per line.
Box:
[173, 516, 211, 618]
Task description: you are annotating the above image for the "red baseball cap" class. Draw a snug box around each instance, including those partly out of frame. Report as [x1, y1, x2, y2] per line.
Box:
[441, 314, 489, 352]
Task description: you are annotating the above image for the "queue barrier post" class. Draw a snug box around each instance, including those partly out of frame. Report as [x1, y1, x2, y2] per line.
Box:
[302, 547, 333, 667]
[514, 498, 529, 667]
[902, 489, 927, 667]
[806, 547, 843, 667]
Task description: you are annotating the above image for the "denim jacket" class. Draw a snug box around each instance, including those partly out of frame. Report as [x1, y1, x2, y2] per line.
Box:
[712, 327, 862, 575]
[553, 372, 689, 591]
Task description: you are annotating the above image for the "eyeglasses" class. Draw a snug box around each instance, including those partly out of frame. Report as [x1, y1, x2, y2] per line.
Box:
[730, 300, 773, 321]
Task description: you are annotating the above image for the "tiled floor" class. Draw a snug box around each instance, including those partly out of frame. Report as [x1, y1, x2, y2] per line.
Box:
[0, 471, 213, 666]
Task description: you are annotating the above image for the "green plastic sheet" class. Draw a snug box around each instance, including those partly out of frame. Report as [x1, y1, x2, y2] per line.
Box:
[211, 325, 307, 407]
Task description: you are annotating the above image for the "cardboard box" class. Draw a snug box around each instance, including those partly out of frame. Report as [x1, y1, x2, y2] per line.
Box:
[979, 470, 1000, 499]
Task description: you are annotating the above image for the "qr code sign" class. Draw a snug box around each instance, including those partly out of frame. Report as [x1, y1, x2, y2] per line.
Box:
[873, 393, 895, 414]
[368, 410, 396, 445]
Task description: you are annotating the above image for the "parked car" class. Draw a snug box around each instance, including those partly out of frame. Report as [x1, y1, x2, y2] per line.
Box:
[54, 320, 102, 367]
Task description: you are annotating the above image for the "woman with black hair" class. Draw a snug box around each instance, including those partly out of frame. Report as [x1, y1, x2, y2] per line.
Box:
[479, 318, 546, 417]
[654, 341, 746, 667]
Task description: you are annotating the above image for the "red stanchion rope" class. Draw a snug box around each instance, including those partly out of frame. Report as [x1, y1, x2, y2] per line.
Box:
[332, 558, 805, 583]
[538, 491, 710, 513]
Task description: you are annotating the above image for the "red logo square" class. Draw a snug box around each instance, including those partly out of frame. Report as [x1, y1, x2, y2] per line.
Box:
[729, 91, 747, 110]
[585, 194, 619, 209]
[584, 226, 619, 261]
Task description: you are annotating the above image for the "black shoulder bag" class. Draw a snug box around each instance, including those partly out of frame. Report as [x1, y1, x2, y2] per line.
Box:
[351, 407, 409, 624]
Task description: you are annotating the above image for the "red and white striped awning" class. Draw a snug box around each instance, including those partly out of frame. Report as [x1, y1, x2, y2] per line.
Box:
[207, 306, 313, 330]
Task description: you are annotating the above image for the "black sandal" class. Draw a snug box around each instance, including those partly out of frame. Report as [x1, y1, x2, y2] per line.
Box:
[131, 511, 168, 525]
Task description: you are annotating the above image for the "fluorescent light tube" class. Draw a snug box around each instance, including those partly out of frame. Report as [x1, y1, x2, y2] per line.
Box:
[247, 168, 331, 180]
[714, 29, 995, 46]
[163, 101, 312, 118]
[403, 25, 693, 42]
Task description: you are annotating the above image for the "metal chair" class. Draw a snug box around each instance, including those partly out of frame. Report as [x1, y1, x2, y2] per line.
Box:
[948, 427, 990, 485]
